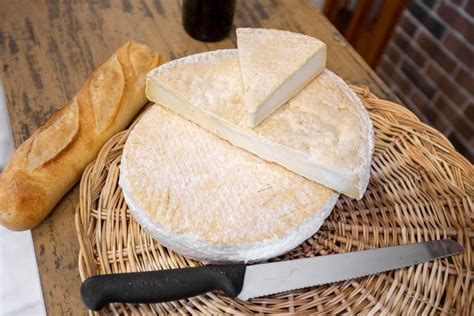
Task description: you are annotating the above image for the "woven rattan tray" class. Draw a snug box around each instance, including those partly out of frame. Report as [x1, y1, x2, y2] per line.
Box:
[76, 85, 473, 314]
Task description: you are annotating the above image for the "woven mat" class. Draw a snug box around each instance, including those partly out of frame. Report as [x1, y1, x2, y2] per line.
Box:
[76, 86, 473, 315]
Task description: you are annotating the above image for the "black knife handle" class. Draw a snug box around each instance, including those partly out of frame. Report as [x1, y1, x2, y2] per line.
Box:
[80, 264, 246, 311]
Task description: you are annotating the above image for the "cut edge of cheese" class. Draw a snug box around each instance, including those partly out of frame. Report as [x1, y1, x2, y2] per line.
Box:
[237, 28, 327, 127]
[120, 156, 339, 263]
[245, 51, 326, 127]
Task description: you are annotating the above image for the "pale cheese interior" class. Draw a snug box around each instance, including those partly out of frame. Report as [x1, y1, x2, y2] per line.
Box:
[248, 52, 326, 127]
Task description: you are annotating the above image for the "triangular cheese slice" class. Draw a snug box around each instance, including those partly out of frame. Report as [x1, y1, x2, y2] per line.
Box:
[146, 50, 374, 199]
[237, 28, 326, 127]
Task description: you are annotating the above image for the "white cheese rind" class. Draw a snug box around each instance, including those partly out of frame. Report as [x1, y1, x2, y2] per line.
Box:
[146, 49, 374, 199]
[237, 28, 327, 127]
[120, 105, 339, 263]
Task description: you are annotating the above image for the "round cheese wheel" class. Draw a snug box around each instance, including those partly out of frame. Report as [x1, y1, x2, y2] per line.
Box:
[120, 105, 339, 263]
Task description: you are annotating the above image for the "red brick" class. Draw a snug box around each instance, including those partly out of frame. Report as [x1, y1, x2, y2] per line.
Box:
[417, 89, 435, 107]
[410, 88, 437, 121]
[401, 59, 437, 99]
[454, 67, 474, 96]
[452, 0, 465, 5]
[455, 116, 474, 142]
[399, 14, 417, 36]
[393, 29, 411, 51]
[465, 103, 474, 121]
[392, 67, 415, 94]
[411, 88, 430, 107]
[417, 31, 457, 72]
[386, 44, 401, 64]
[408, 1, 445, 38]
[438, 2, 473, 43]
[407, 46, 427, 68]
[422, 0, 436, 9]
[466, 0, 474, 16]
[392, 29, 427, 67]
[425, 63, 444, 82]
[436, 95, 460, 126]
[443, 32, 474, 69]
[426, 64, 468, 106]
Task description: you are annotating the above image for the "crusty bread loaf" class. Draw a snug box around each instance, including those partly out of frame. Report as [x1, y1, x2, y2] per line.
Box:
[0, 41, 160, 231]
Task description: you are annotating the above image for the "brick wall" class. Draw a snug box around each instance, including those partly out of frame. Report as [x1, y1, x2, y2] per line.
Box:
[376, 0, 473, 162]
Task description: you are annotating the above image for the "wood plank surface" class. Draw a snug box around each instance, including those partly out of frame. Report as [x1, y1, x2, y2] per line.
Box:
[0, 0, 398, 314]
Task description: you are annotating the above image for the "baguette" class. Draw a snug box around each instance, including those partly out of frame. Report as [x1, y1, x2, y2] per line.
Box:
[0, 41, 160, 230]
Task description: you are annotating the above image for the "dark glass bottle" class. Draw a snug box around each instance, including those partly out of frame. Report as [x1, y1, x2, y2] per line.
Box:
[182, 0, 236, 42]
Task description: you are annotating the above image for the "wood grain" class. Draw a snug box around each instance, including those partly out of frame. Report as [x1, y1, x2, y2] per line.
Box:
[0, 0, 398, 313]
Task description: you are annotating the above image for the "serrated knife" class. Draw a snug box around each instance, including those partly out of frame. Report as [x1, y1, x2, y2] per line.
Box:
[81, 239, 463, 311]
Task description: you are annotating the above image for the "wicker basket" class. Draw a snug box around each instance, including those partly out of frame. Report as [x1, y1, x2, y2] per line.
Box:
[76, 85, 473, 315]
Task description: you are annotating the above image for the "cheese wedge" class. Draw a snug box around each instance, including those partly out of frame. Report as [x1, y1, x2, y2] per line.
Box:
[146, 49, 374, 199]
[120, 105, 339, 263]
[237, 28, 326, 127]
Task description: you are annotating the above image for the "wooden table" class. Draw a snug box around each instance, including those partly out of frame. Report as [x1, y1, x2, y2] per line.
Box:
[0, 0, 401, 314]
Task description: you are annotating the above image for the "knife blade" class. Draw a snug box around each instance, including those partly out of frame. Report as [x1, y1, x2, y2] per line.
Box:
[81, 239, 463, 310]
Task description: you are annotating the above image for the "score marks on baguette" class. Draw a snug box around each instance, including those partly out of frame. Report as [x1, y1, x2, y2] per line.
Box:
[90, 55, 124, 132]
[27, 100, 79, 170]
